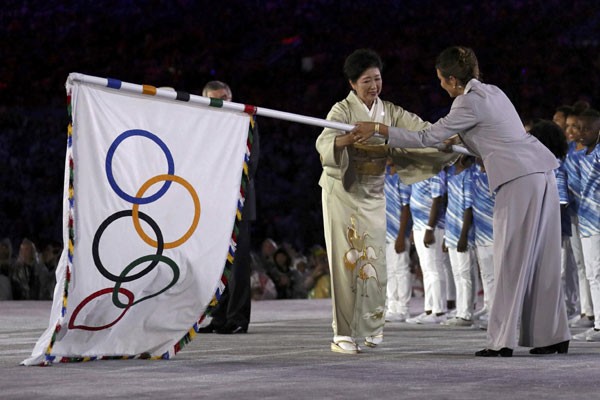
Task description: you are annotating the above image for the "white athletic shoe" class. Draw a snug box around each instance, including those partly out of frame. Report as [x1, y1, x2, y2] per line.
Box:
[385, 312, 409, 322]
[473, 307, 488, 320]
[441, 317, 473, 327]
[573, 328, 595, 341]
[416, 313, 447, 325]
[586, 329, 600, 342]
[406, 312, 428, 324]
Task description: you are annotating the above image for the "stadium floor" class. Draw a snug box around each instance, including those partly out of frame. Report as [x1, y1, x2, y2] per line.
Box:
[1, 298, 599, 399]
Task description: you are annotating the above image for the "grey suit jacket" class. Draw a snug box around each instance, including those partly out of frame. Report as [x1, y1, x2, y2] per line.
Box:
[387, 79, 558, 192]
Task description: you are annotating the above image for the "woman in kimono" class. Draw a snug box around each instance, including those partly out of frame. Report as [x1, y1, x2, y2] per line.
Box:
[352, 46, 571, 357]
[316, 49, 456, 354]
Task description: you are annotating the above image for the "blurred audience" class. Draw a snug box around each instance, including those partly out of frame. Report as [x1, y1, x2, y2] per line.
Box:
[0, 238, 14, 300]
[1, 1, 598, 303]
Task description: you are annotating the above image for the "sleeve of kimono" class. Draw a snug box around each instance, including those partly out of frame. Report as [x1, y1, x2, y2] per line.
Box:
[315, 101, 350, 180]
[386, 103, 460, 184]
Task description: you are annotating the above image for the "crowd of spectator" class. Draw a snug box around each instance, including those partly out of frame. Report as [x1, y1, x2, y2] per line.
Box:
[1, 1, 599, 284]
[0, 237, 61, 300]
[0, 234, 333, 301]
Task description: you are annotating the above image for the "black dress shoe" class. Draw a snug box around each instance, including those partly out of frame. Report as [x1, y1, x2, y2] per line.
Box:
[475, 347, 513, 357]
[215, 324, 248, 334]
[529, 340, 569, 355]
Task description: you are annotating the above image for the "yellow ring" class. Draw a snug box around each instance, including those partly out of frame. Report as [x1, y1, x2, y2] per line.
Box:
[132, 174, 200, 249]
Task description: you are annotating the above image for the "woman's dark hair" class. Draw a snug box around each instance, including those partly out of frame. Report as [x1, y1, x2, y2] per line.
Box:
[435, 46, 480, 85]
[528, 119, 568, 159]
[343, 49, 383, 82]
[572, 100, 591, 116]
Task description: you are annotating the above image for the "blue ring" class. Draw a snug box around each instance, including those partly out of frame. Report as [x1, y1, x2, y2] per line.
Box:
[105, 129, 174, 204]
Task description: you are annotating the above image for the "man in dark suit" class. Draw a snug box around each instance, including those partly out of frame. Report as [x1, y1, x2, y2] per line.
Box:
[199, 81, 259, 334]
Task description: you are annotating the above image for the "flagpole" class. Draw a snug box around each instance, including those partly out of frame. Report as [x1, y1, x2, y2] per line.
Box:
[67, 73, 473, 156]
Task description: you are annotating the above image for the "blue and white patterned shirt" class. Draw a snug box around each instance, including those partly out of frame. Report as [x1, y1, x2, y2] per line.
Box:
[409, 171, 446, 231]
[578, 144, 600, 237]
[564, 141, 584, 216]
[554, 158, 571, 237]
[385, 166, 412, 242]
[554, 159, 569, 205]
[472, 164, 495, 246]
[445, 164, 475, 249]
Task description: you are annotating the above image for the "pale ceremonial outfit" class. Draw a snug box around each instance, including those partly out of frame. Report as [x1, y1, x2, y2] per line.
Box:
[316, 91, 457, 340]
[386, 79, 570, 350]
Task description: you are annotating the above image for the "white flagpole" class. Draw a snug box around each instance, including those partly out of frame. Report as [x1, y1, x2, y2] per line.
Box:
[68, 73, 474, 156]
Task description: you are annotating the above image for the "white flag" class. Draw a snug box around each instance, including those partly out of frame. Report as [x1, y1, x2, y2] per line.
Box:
[23, 74, 250, 365]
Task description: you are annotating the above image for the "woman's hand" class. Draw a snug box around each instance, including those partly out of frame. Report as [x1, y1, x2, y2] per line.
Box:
[352, 122, 378, 143]
[440, 135, 461, 152]
[334, 132, 358, 148]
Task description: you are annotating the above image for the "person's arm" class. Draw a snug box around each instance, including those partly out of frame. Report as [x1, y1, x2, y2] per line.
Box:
[316, 102, 353, 168]
[395, 205, 411, 253]
[353, 96, 478, 148]
[334, 132, 357, 149]
[457, 207, 473, 253]
[424, 196, 442, 248]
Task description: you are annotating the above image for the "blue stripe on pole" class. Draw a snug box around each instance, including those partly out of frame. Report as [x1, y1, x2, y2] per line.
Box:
[107, 78, 122, 89]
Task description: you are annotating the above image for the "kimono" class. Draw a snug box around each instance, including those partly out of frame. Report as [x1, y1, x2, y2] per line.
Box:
[315, 90, 457, 338]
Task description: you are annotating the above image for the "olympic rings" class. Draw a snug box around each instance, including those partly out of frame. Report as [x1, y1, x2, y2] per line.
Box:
[112, 254, 180, 309]
[105, 129, 175, 204]
[92, 210, 164, 282]
[132, 174, 200, 249]
[71, 129, 200, 332]
[68, 287, 135, 331]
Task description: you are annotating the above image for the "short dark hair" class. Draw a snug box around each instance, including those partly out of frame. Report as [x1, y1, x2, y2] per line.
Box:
[435, 46, 480, 85]
[555, 105, 573, 117]
[202, 80, 231, 97]
[578, 108, 600, 134]
[528, 119, 568, 159]
[343, 49, 383, 82]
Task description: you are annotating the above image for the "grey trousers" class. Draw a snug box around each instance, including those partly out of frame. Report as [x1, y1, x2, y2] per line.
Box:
[487, 171, 570, 350]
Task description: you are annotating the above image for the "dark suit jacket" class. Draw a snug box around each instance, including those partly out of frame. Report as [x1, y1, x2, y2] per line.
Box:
[243, 117, 259, 221]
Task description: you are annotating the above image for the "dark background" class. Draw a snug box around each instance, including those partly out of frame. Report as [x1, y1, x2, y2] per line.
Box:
[1, 0, 599, 253]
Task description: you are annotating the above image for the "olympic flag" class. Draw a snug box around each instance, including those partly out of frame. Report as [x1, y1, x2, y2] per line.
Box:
[23, 74, 251, 365]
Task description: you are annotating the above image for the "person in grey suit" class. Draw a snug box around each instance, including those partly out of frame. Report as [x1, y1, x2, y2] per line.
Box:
[352, 46, 571, 357]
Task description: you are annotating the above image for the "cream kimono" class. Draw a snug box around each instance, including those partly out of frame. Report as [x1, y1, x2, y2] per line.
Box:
[316, 91, 457, 339]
